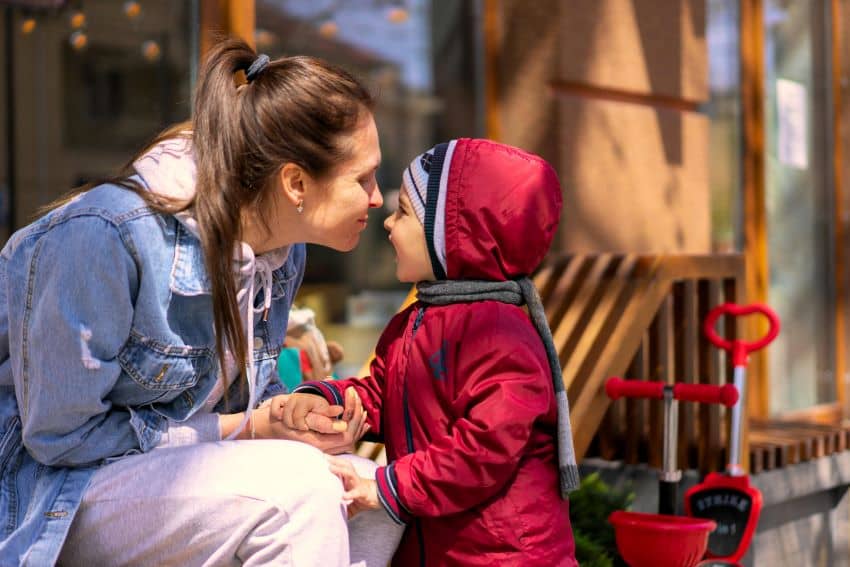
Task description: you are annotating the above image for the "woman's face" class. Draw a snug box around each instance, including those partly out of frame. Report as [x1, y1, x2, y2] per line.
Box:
[303, 113, 383, 252]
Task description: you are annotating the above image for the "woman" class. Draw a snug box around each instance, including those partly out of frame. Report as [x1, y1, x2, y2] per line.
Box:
[0, 39, 400, 566]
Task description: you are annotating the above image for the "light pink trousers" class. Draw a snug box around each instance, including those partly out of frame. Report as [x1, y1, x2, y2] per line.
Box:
[57, 440, 403, 566]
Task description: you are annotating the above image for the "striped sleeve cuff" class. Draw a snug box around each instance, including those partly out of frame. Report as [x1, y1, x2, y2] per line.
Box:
[292, 381, 344, 406]
[375, 463, 412, 525]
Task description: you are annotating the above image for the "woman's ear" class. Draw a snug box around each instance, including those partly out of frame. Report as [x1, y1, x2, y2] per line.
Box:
[278, 162, 307, 207]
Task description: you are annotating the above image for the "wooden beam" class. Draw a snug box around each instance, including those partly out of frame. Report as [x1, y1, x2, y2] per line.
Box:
[483, 0, 502, 141]
[199, 0, 255, 57]
[548, 80, 703, 114]
[832, 0, 846, 416]
[740, 0, 769, 419]
[228, 0, 255, 49]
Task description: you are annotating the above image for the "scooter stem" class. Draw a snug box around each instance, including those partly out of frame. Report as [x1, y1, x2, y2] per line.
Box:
[727, 366, 746, 477]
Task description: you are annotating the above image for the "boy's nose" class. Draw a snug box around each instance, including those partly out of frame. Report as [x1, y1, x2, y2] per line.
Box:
[384, 214, 393, 232]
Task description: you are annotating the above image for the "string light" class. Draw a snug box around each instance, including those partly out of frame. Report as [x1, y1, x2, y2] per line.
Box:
[69, 30, 88, 50]
[386, 7, 409, 24]
[69, 10, 86, 30]
[318, 20, 338, 39]
[123, 1, 141, 20]
[141, 40, 161, 62]
[21, 17, 36, 35]
[255, 29, 276, 50]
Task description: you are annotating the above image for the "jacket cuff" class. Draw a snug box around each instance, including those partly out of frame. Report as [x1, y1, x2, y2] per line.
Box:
[292, 381, 344, 406]
[375, 463, 412, 525]
[156, 413, 221, 447]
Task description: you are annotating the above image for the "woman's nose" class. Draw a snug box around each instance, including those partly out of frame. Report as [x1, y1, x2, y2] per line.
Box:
[369, 184, 383, 209]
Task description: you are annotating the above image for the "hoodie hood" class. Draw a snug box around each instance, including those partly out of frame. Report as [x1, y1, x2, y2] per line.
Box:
[413, 138, 562, 281]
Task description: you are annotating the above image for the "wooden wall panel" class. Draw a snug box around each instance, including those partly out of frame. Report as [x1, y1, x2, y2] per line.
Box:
[558, 0, 707, 102]
[557, 96, 710, 252]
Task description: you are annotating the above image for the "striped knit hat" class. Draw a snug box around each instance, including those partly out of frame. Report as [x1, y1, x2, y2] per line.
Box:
[401, 140, 459, 280]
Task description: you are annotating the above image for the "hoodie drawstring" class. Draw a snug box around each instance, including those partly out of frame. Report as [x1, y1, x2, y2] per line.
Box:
[224, 255, 276, 440]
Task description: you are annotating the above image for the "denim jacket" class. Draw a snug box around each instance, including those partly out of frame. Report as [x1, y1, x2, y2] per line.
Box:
[0, 183, 305, 565]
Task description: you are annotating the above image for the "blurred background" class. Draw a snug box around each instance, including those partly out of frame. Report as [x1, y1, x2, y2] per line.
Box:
[0, 0, 849, 419]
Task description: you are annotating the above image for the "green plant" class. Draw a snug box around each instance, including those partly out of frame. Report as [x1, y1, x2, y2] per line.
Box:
[569, 472, 635, 567]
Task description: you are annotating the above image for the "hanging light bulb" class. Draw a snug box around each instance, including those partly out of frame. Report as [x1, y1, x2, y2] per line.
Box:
[141, 40, 161, 62]
[318, 20, 338, 39]
[386, 6, 409, 24]
[69, 10, 86, 30]
[69, 30, 88, 50]
[254, 28, 276, 50]
[123, 1, 142, 20]
[21, 17, 37, 35]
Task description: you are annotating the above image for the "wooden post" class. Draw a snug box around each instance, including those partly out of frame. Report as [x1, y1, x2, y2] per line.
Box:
[740, 0, 769, 420]
[483, 0, 502, 141]
[199, 0, 255, 57]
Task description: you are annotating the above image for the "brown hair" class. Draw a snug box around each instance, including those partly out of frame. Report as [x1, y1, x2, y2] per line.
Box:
[192, 38, 374, 388]
[45, 38, 374, 391]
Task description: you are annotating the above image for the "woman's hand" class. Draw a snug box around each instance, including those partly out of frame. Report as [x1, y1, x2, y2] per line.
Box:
[271, 393, 346, 433]
[327, 455, 380, 518]
[290, 387, 370, 454]
[250, 388, 370, 454]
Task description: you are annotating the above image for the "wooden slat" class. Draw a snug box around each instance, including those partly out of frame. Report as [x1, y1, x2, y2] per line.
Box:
[698, 279, 725, 474]
[748, 431, 801, 466]
[569, 261, 669, 459]
[624, 338, 650, 465]
[534, 255, 569, 306]
[674, 280, 699, 469]
[535, 253, 747, 468]
[647, 296, 673, 470]
[562, 256, 638, 393]
[543, 256, 592, 329]
[551, 255, 616, 371]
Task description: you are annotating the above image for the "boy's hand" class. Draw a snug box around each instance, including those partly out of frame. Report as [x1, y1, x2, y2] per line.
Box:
[272, 393, 345, 433]
[327, 455, 380, 518]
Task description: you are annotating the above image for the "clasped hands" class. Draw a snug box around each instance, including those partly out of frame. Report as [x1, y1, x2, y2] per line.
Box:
[252, 387, 370, 454]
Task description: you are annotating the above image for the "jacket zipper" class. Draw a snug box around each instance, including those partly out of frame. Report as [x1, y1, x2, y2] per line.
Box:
[404, 306, 426, 567]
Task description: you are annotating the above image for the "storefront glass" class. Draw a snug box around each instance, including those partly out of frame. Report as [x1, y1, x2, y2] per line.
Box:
[0, 0, 197, 240]
[255, 0, 484, 374]
[764, 0, 836, 412]
[706, 0, 743, 253]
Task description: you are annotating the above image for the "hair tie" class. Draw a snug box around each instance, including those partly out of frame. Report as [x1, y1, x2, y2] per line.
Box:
[245, 54, 270, 82]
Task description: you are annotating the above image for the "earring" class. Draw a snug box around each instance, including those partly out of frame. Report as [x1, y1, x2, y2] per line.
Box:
[296, 200, 304, 214]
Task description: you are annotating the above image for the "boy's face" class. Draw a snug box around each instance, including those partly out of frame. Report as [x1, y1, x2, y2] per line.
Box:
[384, 185, 435, 283]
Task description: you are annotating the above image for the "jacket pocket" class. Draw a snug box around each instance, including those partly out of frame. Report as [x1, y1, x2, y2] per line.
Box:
[117, 331, 213, 394]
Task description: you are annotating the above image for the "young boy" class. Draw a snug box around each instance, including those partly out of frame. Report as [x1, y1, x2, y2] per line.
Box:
[285, 139, 579, 566]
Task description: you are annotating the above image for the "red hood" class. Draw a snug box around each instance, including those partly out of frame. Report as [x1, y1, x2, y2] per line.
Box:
[442, 139, 562, 280]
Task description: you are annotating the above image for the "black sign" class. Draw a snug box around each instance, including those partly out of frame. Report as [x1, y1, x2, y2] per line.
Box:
[686, 487, 753, 557]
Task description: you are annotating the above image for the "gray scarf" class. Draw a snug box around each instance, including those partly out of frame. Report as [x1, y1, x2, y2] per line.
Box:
[417, 278, 580, 497]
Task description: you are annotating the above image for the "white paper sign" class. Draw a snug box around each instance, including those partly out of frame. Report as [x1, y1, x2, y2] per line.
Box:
[776, 78, 808, 169]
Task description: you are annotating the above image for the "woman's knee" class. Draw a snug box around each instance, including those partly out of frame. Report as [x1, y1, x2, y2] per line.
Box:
[337, 453, 379, 478]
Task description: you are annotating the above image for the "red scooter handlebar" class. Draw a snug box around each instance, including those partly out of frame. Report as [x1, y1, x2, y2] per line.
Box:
[703, 302, 781, 367]
[605, 377, 739, 407]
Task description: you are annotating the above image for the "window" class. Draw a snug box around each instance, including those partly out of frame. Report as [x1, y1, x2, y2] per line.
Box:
[763, 0, 836, 412]
[0, 0, 197, 234]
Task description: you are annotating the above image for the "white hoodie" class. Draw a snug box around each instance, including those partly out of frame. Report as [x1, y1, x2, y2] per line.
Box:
[133, 135, 290, 444]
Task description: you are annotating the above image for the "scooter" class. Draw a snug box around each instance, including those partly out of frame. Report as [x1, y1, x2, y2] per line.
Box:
[684, 303, 780, 565]
[606, 378, 739, 567]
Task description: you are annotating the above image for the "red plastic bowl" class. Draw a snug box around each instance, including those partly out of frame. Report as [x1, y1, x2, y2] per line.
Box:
[609, 510, 717, 567]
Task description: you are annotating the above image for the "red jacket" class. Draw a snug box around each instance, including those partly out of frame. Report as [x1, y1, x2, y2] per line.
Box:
[304, 140, 577, 566]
